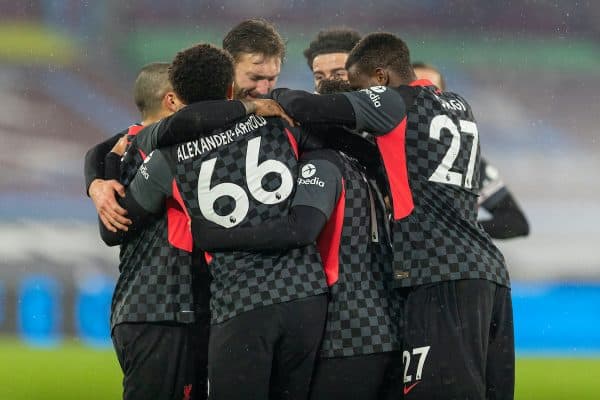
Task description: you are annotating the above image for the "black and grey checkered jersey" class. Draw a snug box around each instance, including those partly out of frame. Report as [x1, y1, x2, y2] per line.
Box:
[317, 152, 400, 358]
[109, 124, 204, 331]
[119, 125, 148, 187]
[342, 82, 509, 289]
[111, 216, 199, 329]
[162, 115, 328, 324]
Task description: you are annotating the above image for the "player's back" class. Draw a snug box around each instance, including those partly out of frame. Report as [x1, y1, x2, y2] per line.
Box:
[317, 151, 400, 358]
[166, 114, 328, 323]
[389, 84, 508, 288]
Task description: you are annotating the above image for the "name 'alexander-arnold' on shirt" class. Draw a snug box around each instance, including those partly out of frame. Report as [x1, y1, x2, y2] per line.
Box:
[177, 115, 268, 162]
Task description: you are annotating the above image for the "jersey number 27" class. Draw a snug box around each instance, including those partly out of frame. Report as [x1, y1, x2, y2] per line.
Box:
[428, 115, 479, 189]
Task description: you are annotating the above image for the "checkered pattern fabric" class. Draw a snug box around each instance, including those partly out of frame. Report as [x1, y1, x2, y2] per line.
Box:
[173, 116, 328, 324]
[319, 154, 401, 358]
[110, 132, 201, 330]
[390, 86, 509, 288]
[111, 216, 197, 329]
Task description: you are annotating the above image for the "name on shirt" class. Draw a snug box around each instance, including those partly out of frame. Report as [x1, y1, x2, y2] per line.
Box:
[432, 93, 466, 112]
[177, 115, 267, 162]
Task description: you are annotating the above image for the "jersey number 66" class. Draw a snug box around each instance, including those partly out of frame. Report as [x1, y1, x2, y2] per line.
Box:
[197, 136, 294, 228]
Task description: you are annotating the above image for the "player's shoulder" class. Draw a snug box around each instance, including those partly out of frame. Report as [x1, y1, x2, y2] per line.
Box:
[143, 147, 174, 167]
[264, 117, 311, 141]
[262, 115, 291, 129]
[115, 127, 130, 137]
[300, 148, 340, 164]
[435, 89, 475, 116]
[300, 149, 345, 174]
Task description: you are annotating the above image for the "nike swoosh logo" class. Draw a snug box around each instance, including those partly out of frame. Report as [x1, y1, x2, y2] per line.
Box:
[403, 381, 421, 395]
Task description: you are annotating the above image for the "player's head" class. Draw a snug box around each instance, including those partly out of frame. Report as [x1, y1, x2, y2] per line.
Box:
[345, 32, 416, 89]
[169, 43, 235, 105]
[223, 18, 285, 99]
[412, 62, 446, 91]
[133, 62, 180, 123]
[303, 28, 361, 91]
[316, 77, 354, 95]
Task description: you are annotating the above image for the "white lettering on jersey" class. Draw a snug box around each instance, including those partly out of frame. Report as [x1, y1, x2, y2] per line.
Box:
[139, 164, 149, 180]
[370, 85, 387, 93]
[297, 177, 325, 187]
[138, 151, 153, 179]
[177, 115, 268, 162]
[301, 163, 316, 178]
[432, 93, 466, 111]
[298, 163, 324, 186]
[360, 87, 383, 108]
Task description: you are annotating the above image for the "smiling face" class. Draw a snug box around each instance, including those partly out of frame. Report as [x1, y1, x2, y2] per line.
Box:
[311, 52, 350, 91]
[232, 53, 281, 99]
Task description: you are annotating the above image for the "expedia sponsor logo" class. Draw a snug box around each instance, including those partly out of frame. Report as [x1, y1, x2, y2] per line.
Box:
[299, 163, 324, 186]
[139, 164, 149, 180]
[139, 150, 153, 179]
[301, 163, 316, 178]
[143, 151, 154, 164]
[361, 87, 382, 108]
[297, 176, 325, 187]
[370, 85, 387, 94]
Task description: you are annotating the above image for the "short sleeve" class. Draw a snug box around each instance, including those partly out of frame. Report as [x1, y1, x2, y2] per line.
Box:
[342, 86, 407, 135]
[291, 151, 343, 219]
[128, 149, 174, 214]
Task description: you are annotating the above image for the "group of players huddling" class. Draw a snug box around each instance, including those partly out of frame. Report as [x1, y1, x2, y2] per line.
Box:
[85, 18, 528, 400]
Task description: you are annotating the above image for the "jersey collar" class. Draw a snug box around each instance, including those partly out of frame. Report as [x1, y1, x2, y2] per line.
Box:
[408, 79, 435, 87]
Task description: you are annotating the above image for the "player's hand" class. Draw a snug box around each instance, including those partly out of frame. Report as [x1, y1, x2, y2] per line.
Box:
[249, 99, 297, 127]
[111, 136, 129, 156]
[89, 179, 131, 232]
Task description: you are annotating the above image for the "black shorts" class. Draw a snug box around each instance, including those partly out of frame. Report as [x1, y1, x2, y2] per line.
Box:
[309, 351, 402, 400]
[207, 295, 328, 400]
[112, 319, 210, 400]
[393, 279, 514, 400]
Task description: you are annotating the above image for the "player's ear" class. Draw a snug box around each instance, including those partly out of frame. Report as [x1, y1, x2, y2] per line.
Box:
[164, 91, 183, 112]
[226, 82, 234, 100]
[374, 67, 389, 86]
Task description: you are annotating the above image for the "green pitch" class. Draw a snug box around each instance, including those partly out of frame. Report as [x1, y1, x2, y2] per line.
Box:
[0, 337, 121, 400]
[1, 337, 599, 399]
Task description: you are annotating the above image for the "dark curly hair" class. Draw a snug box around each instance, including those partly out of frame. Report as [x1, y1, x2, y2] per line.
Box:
[169, 43, 234, 104]
[317, 78, 353, 95]
[223, 18, 285, 62]
[303, 28, 361, 70]
[346, 33, 413, 82]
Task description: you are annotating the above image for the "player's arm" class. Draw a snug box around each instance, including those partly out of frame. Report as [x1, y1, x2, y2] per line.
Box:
[272, 87, 408, 136]
[132, 99, 292, 153]
[84, 132, 123, 195]
[99, 150, 173, 246]
[144, 100, 247, 149]
[478, 159, 529, 239]
[193, 150, 343, 252]
[271, 88, 358, 127]
[85, 131, 132, 232]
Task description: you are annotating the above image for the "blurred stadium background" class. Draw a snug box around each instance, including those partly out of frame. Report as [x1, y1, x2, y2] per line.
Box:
[0, 1, 599, 399]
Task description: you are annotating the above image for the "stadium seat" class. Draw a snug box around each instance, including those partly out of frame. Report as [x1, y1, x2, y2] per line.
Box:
[75, 275, 114, 347]
[18, 275, 62, 346]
